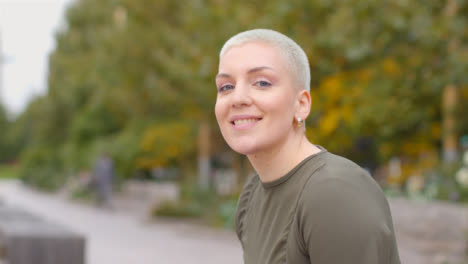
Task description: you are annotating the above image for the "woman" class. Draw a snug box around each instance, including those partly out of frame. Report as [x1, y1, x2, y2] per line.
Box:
[215, 29, 401, 264]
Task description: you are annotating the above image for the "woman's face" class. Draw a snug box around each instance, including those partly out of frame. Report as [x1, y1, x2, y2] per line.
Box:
[215, 41, 299, 155]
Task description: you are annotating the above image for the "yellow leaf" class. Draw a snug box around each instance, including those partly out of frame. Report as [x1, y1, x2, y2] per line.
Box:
[382, 58, 401, 76]
[320, 110, 341, 135]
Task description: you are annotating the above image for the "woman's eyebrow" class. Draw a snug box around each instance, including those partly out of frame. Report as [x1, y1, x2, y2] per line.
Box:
[216, 73, 231, 79]
[247, 66, 274, 74]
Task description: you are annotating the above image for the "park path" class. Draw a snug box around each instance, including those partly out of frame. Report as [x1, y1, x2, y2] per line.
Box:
[1, 179, 467, 264]
[390, 197, 468, 264]
[0, 180, 242, 264]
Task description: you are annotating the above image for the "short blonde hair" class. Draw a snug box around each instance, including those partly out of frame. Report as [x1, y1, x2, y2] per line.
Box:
[219, 29, 311, 92]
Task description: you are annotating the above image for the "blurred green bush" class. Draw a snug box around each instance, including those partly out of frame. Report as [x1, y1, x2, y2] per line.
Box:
[0, 165, 19, 179]
[19, 147, 66, 191]
[153, 179, 239, 229]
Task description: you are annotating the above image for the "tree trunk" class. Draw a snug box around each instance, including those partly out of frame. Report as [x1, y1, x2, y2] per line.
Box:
[442, 0, 459, 163]
[198, 120, 211, 190]
[442, 84, 458, 162]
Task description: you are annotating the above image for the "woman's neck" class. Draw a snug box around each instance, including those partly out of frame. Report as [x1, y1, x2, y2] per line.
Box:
[247, 134, 321, 183]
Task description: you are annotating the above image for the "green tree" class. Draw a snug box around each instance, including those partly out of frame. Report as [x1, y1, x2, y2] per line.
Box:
[15, 0, 468, 189]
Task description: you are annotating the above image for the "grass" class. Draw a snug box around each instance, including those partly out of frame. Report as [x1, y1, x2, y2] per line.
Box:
[0, 164, 19, 179]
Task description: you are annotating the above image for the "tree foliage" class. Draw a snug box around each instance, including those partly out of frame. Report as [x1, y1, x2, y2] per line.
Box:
[0, 104, 25, 163]
[9, 0, 468, 188]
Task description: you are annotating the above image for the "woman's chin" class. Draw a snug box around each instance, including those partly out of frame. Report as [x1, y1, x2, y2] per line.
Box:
[228, 143, 260, 156]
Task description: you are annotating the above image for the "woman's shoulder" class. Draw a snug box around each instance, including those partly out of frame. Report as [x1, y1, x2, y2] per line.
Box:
[310, 151, 379, 189]
[296, 152, 400, 263]
[298, 151, 391, 221]
[321, 152, 366, 175]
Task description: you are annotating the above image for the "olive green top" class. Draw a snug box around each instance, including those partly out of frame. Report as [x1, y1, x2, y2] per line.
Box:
[235, 147, 401, 264]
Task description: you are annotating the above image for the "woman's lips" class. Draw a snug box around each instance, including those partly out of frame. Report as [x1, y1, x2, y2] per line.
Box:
[233, 118, 259, 125]
[230, 115, 262, 130]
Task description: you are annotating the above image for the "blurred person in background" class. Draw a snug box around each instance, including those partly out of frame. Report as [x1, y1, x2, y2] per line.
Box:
[93, 152, 115, 209]
[215, 29, 400, 264]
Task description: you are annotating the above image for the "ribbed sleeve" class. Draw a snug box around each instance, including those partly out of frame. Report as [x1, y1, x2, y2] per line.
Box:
[234, 175, 259, 247]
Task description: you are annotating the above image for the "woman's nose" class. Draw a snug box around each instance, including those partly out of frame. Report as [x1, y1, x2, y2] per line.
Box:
[231, 84, 252, 107]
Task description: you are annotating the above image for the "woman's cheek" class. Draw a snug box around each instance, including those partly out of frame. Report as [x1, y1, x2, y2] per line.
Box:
[214, 100, 225, 124]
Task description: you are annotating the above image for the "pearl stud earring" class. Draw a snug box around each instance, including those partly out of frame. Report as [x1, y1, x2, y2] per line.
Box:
[296, 117, 304, 127]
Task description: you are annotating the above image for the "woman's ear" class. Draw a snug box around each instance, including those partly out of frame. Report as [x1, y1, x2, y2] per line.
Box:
[296, 89, 311, 120]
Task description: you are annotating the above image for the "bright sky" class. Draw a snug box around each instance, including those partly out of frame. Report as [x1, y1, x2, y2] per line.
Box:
[0, 0, 72, 116]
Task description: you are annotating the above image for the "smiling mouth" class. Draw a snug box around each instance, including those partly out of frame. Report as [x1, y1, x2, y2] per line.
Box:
[231, 118, 262, 126]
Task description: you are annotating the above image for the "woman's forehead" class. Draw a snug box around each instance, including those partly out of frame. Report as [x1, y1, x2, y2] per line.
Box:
[218, 42, 289, 73]
[221, 41, 282, 59]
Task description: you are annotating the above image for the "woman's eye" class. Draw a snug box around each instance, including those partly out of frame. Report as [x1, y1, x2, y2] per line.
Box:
[218, 84, 234, 92]
[255, 80, 271, 87]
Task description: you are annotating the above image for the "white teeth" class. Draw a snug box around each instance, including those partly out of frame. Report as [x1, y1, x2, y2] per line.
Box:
[233, 119, 258, 125]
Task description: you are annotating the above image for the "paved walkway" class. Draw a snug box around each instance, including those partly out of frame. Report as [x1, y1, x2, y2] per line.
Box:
[390, 197, 468, 264]
[1, 179, 467, 264]
[0, 180, 242, 264]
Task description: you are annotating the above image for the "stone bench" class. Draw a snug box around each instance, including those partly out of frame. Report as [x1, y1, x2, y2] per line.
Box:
[0, 206, 85, 264]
